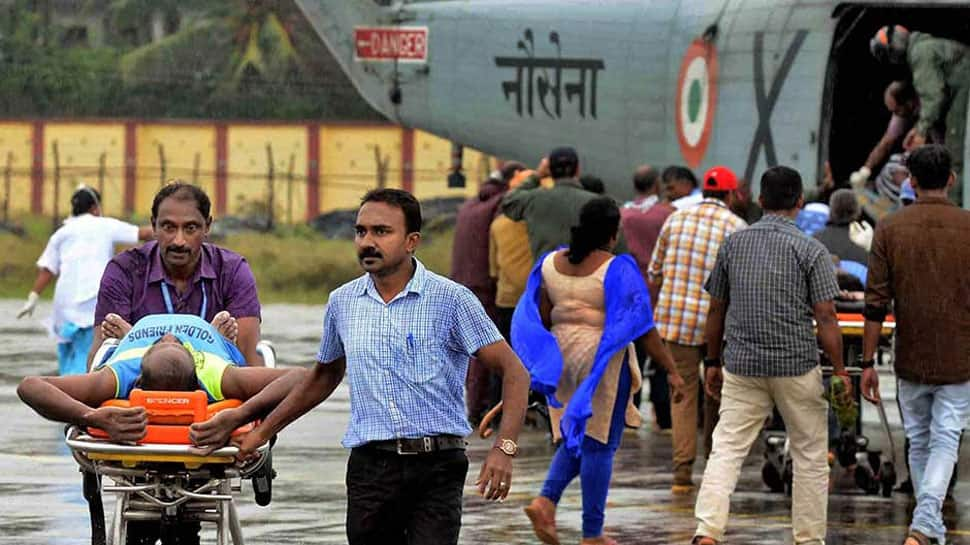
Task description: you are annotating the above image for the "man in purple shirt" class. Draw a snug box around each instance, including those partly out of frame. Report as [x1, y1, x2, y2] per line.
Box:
[88, 182, 264, 367]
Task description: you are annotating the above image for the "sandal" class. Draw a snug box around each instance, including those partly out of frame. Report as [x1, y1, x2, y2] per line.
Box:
[903, 530, 938, 545]
[692, 537, 718, 545]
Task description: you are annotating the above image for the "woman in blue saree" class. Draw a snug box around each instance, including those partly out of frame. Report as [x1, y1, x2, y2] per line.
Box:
[515, 197, 685, 545]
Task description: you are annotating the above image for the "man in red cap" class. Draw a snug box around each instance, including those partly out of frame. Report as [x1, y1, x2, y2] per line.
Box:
[647, 165, 747, 493]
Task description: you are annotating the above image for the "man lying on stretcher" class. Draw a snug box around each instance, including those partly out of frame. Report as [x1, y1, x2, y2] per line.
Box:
[17, 314, 303, 447]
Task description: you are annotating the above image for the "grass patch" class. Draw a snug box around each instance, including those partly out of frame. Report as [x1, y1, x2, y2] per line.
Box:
[0, 216, 55, 299]
[0, 216, 454, 303]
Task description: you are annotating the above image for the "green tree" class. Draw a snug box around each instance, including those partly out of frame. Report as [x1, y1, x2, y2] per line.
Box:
[0, 0, 379, 120]
[115, 0, 378, 119]
[0, 1, 122, 117]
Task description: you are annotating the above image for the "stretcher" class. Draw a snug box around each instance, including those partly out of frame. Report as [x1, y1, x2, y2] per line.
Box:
[762, 308, 898, 497]
[66, 389, 274, 545]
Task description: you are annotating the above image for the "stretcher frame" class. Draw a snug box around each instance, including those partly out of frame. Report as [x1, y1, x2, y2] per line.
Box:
[66, 426, 270, 545]
[762, 311, 899, 496]
[69, 335, 278, 544]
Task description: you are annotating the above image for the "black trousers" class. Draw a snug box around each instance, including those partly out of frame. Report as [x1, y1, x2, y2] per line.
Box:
[346, 446, 468, 545]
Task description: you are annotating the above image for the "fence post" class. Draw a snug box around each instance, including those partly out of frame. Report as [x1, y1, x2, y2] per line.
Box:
[373, 145, 389, 189]
[265, 143, 275, 231]
[2, 152, 11, 224]
[97, 152, 106, 211]
[52, 140, 61, 229]
[156, 142, 166, 186]
[286, 153, 295, 226]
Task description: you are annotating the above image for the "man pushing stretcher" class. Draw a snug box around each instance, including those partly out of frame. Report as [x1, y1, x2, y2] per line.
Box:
[17, 314, 303, 545]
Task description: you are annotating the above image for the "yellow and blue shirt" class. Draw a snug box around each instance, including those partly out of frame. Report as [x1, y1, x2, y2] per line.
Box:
[96, 314, 245, 401]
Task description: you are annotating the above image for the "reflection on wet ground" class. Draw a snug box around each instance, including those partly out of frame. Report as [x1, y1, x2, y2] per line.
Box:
[0, 300, 966, 544]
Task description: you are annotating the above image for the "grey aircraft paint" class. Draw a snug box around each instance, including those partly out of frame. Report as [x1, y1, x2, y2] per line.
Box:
[295, 0, 970, 203]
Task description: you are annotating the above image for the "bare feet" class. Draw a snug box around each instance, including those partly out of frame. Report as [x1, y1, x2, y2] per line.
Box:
[102, 311, 238, 343]
[524, 496, 559, 545]
[211, 311, 238, 343]
[101, 313, 133, 339]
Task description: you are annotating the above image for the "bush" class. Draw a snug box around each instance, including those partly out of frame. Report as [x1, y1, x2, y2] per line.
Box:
[0, 215, 456, 303]
[225, 228, 454, 303]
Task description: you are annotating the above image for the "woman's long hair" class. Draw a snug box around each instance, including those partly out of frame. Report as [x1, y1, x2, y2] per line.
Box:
[567, 196, 620, 265]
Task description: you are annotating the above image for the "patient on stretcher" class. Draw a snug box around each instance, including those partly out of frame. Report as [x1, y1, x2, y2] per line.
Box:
[18, 314, 303, 448]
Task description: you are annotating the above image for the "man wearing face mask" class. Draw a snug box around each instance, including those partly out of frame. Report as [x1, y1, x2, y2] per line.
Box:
[87, 181, 265, 368]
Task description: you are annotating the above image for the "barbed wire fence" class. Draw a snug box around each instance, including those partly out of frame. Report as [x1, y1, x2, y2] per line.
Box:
[0, 138, 493, 229]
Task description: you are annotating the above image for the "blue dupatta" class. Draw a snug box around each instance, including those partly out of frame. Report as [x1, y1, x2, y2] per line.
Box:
[511, 252, 655, 456]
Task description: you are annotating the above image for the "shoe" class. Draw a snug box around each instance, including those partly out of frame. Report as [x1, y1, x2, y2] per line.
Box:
[672, 463, 694, 494]
[691, 536, 718, 545]
[524, 497, 560, 545]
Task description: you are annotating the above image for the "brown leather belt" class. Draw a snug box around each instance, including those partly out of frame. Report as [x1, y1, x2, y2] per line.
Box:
[367, 436, 466, 455]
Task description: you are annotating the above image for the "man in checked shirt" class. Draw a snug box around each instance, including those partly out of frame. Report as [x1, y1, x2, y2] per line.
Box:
[691, 166, 851, 545]
[648, 165, 747, 493]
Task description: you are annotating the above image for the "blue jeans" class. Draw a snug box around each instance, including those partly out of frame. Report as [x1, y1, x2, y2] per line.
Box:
[539, 365, 631, 538]
[897, 378, 970, 544]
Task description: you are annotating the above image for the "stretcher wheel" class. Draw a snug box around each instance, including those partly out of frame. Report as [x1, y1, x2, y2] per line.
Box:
[854, 451, 882, 494]
[762, 461, 785, 493]
[880, 461, 896, 498]
[783, 459, 794, 498]
[253, 447, 275, 506]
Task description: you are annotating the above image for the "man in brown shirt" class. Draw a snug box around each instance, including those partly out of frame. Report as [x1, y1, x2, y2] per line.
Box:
[861, 144, 970, 545]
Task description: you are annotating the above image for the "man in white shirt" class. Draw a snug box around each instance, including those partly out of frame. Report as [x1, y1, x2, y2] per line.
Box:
[664, 166, 704, 210]
[17, 185, 151, 375]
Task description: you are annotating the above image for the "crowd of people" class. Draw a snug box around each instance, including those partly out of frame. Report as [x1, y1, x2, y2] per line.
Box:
[10, 22, 969, 545]
[13, 140, 969, 545]
[448, 140, 966, 545]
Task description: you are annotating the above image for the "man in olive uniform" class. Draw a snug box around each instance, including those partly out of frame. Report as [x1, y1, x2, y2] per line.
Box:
[871, 25, 970, 205]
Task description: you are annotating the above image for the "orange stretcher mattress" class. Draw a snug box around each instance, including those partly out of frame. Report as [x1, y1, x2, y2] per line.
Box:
[836, 313, 895, 337]
[87, 389, 254, 445]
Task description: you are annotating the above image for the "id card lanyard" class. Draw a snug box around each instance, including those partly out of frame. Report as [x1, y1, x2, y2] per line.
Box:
[160, 281, 207, 318]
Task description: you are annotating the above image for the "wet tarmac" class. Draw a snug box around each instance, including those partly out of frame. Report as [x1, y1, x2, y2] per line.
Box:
[0, 299, 967, 544]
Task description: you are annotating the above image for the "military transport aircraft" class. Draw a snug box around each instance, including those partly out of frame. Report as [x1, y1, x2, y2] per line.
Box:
[294, 0, 970, 204]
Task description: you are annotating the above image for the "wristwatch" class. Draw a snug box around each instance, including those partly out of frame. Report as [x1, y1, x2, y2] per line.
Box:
[703, 357, 722, 370]
[495, 438, 518, 457]
[859, 357, 876, 369]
